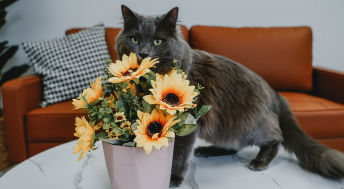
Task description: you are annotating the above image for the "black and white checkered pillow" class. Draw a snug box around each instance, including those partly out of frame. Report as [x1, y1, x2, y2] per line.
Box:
[22, 26, 111, 107]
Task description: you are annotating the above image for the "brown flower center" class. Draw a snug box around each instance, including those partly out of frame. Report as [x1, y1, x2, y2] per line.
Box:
[123, 68, 138, 76]
[147, 121, 163, 137]
[163, 93, 180, 106]
[117, 116, 123, 121]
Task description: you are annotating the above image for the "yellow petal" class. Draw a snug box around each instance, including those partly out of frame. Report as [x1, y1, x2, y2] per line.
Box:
[143, 95, 157, 105]
[164, 131, 175, 138]
[108, 77, 126, 83]
[151, 133, 159, 139]
[128, 52, 138, 68]
[166, 108, 176, 115]
[143, 144, 153, 154]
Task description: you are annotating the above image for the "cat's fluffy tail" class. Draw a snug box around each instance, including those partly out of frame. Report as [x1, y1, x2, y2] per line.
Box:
[278, 94, 344, 178]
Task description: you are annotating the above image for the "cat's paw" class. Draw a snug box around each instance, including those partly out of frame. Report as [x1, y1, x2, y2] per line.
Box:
[169, 175, 184, 187]
[248, 159, 268, 171]
[194, 146, 238, 157]
[194, 146, 210, 157]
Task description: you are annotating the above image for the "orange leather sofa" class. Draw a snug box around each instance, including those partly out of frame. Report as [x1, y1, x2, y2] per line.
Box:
[3, 25, 344, 163]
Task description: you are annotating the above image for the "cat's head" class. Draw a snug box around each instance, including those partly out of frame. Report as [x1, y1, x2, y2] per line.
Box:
[116, 5, 185, 74]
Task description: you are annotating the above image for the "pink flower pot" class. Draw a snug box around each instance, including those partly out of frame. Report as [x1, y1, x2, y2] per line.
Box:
[102, 141, 174, 189]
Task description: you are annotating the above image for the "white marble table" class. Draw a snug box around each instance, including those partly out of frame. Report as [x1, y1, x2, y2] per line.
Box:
[0, 139, 343, 189]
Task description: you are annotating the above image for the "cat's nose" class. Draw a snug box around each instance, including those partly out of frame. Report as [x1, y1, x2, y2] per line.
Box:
[139, 53, 148, 59]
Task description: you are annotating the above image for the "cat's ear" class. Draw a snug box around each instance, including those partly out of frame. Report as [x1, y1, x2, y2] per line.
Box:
[121, 5, 138, 28]
[160, 7, 179, 28]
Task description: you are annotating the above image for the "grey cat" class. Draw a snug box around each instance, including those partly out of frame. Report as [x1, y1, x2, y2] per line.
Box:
[116, 5, 344, 187]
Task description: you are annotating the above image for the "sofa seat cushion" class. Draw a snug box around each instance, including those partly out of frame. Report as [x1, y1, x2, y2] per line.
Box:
[26, 100, 85, 142]
[280, 92, 344, 138]
[26, 93, 344, 142]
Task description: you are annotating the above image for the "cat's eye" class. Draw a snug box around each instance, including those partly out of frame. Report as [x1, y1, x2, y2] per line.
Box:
[131, 37, 138, 44]
[153, 39, 162, 46]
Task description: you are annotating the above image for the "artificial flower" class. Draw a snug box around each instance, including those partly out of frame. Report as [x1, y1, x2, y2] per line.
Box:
[143, 71, 198, 115]
[94, 121, 103, 130]
[123, 82, 137, 95]
[120, 121, 131, 129]
[108, 52, 158, 83]
[73, 117, 95, 161]
[72, 76, 103, 109]
[134, 109, 179, 154]
[114, 112, 126, 122]
[106, 94, 116, 108]
[121, 121, 135, 135]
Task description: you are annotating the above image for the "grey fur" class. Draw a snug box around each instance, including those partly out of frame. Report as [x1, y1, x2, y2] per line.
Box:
[116, 5, 344, 187]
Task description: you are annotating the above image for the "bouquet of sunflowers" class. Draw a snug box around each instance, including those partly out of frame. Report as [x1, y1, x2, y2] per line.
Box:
[72, 53, 211, 161]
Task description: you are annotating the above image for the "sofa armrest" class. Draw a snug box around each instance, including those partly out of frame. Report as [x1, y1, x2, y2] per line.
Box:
[313, 67, 344, 104]
[2, 75, 42, 163]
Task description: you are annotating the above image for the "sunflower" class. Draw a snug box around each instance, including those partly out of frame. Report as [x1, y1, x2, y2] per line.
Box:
[73, 117, 95, 161]
[156, 69, 186, 80]
[143, 71, 198, 115]
[121, 121, 135, 135]
[134, 109, 179, 154]
[108, 52, 158, 83]
[120, 121, 131, 129]
[114, 112, 126, 122]
[72, 76, 103, 109]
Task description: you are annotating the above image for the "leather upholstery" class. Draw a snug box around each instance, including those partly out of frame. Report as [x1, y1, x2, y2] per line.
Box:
[190, 26, 313, 91]
[313, 67, 344, 104]
[26, 100, 84, 142]
[280, 92, 344, 138]
[2, 26, 344, 163]
[2, 75, 42, 162]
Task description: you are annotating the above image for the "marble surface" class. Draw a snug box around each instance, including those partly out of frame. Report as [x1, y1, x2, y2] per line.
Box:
[0, 139, 343, 189]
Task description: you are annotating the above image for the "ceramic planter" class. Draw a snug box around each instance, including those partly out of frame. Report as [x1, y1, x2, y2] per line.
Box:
[102, 140, 174, 189]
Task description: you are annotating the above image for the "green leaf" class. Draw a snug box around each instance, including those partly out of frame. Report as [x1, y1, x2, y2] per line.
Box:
[97, 112, 105, 119]
[131, 122, 138, 131]
[119, 129, 130, 142]
[175, 124, 198, 136]
[91, 133, 96, 147]
[133, 78, 139, 84]
[104, 59, 113, 64]
[99, 107, 106, 114]
[175, 113, 189, 127]
[195, 105, 212, 120]
[123, 142, 136, 147]
[168, 127, 175, 132]
[105, 108, 112, 114]
[103, 123, 111, 130]
[142, 73, 149, 80]
[113, 127, 122, 135]
[118, 92, 125, 108]
[103, 115, 112, 123]
[142, 101, 153, 113]
[118, 107, 126, 113]
[184, 114, 197, 125]
[101, 138, 121, 145]
[95, 132, 108, 139]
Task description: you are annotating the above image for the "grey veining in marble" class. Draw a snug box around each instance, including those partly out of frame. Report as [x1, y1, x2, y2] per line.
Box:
[73, 153, 95, 189]
[28, 159, 45, 174]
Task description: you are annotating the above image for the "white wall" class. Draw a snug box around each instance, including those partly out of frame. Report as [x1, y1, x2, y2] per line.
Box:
[1, 0, 344, 72]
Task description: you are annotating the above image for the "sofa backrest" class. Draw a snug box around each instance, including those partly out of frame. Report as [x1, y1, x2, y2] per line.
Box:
[189, 26, 313, 91]
[66, 25, 189, 61]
